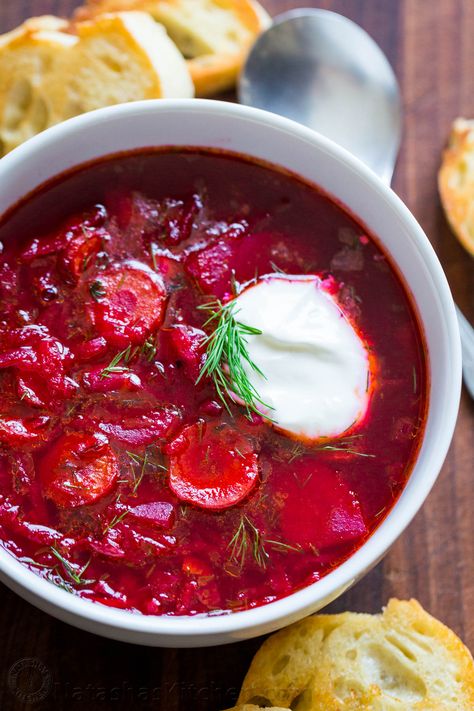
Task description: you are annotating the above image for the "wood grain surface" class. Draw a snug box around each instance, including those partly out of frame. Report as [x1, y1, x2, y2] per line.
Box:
[0, 1, 473, 709]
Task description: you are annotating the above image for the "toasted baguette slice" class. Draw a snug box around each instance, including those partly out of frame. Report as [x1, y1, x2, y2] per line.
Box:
[238, 599, 474, 710]
[438, 118, 474, 255]
[55, 12, 194, 118]
[0, 17, 77, 155]
[0, 12, 193, 156]
[74, 0, 271, 95]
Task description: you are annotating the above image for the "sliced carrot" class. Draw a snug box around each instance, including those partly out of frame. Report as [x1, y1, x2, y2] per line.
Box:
[87, 262, 167, 346]
[168, 421, 259, 510]
[40, 432, 118, 508]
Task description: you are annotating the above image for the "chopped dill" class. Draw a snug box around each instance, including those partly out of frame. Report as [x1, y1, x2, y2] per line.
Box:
[50, 547, 95, 586]
[228, 515, 269, 570]
[288, 442, 305, 463]
[125, 449, 167, 494]
[265, 540, 302, 554]
[103, 510, 129, 536]
[89, 279, 106, 302]
[141, 335, 157, 362]
[269, 261, 287, 274]
[100, 338, 158, 378]
[100, 347, 133, 379]
[196, 299, 273, 419]
[316, 434, 375, 458]
[227, 516, 303, 571]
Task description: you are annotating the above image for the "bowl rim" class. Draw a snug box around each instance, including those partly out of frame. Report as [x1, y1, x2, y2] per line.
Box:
[0, 99, 462, 641]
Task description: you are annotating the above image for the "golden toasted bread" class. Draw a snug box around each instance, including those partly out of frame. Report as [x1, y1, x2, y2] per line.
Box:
[57, 12, 194, 116]
[237, 599, 474, 710]
[438, 117, 474, 256]
[0, 16, 76, 155]
[74, 0, 271, 95]
[0, 12, 193, 156]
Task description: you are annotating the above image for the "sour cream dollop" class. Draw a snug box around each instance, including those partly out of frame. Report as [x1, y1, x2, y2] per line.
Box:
[233, 275, 371, 440]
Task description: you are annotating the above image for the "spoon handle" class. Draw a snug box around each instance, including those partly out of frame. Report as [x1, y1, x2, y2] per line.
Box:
[456, 306, 474, 399]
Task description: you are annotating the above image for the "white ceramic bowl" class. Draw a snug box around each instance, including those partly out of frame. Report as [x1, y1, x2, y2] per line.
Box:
[0, 100, 462, 647]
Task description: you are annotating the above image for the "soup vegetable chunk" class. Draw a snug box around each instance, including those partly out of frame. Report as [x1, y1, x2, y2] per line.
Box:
[0, 150, 427, 615]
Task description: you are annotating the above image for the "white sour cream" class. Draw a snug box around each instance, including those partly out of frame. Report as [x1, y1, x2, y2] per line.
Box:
[233, 275, 371, 440]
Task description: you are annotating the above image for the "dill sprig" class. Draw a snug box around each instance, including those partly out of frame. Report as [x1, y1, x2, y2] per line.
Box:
[227, 516, 302, 571]
[228, 515, 269, 570]
[125, 449, 167, 494]
[196, 300, 272, 419]
[50, 547, 95, 586]
[100, 347, 133, 378]
[100, 337, 158, 378]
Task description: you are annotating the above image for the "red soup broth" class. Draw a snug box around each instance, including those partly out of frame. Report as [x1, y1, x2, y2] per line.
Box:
[0, 149, 427, 615]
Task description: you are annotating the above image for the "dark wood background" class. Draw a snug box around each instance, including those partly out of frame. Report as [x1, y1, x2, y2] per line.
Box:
[0, 1, 473, 709]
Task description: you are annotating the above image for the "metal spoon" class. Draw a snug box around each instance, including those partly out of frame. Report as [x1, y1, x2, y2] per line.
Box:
[239, 7, 474, 398]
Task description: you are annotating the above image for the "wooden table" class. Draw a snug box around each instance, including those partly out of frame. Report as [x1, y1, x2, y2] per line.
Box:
[0, 1, 472, 709]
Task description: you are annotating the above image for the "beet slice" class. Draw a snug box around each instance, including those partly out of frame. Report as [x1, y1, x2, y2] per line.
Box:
[40, 432, 118, 509]
[0, 325, 75, 404]
[86, 262, 167, 346]
[279, 461, 368, 551]
[168, 421, 259, 510]
[169, 324, 206, 381]
[129, 502, 175, 529]
[98, 408, 180, 447]
[0, 416, 50, 447]
[21, 205, 107, 262]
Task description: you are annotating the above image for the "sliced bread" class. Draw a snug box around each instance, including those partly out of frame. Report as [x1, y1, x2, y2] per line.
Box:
[74, 0, 271, 95]
[0, 12, 194, 156]
[55, 11, 194, 118]
[438, 117, 474, 255]
[0, 16, 76, 155]
[236, 599, 474, 710]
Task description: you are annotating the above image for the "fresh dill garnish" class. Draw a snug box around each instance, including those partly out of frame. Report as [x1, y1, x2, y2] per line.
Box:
[317, 444, 375, 458]
[103, 510, 129, 535]
[288, 442, 305, 463]
[128, 451, 148, 494]
[265, 539, 302, 554]
[292, 470, 313, 488]
[234, 447, 245, 459]
[89, 280, 106, 302]
[196, 299, 272, 419]
[228, 515, 269, 570]
[141, 336, 157, 362]
[50, 547, 95, 586]
[227, 516, 302, 571]
[269, 261, 287, 274]
[100, 347, 132, 378]
[125, 449, 167, 494]
[100, 339, 158, 378]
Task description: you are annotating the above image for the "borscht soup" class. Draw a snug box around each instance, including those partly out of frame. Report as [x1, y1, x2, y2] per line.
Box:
[0, 150, 427, 616]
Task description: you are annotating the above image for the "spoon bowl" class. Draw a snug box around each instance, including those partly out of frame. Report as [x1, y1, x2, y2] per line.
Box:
[239, 9, 402, 183]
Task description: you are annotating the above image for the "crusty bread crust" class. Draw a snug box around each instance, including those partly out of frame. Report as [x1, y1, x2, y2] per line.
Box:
[237, 599, 474, 710]
[74, 0, 271, 95]
[438, 117, 474, 256]
[0, 12, 193, 156]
